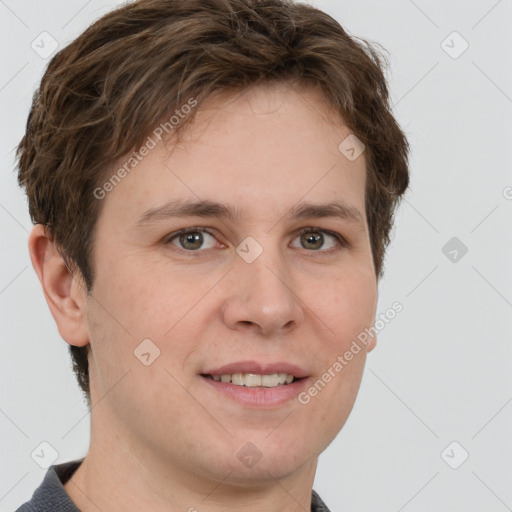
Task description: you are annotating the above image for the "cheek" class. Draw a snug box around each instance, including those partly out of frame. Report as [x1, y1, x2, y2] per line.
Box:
[92, 251, 190, 338]
[322, 266, 377, 344]
[89, 256, 214, 395]
[298, 273, 375, 443]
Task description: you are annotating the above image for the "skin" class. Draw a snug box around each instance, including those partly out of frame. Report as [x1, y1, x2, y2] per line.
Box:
[29, 82, 377, 512]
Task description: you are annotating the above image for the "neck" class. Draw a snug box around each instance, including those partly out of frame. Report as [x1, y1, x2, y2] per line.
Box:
[64, 411, 318, 512]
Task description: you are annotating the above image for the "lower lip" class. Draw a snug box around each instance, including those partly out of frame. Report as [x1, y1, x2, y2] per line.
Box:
[200, 375, 309, 407]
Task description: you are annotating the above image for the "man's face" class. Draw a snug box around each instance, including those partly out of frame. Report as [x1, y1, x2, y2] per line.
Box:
[83, 83, 377, 484]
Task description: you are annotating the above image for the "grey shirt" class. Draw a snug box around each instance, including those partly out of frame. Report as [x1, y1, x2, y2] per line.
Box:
[15, 459, 332, 511]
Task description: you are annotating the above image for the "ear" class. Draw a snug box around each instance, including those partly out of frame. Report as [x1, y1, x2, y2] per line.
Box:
[366, 284, 378, 353]
[366, 334, 377, 353]
[28, 224, 90, 348]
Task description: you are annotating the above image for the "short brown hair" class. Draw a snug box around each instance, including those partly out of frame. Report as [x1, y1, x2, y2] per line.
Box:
[17, 0, 410, 408]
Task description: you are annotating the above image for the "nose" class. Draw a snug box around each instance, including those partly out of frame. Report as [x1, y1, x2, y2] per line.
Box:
[221, 241, 304, 337]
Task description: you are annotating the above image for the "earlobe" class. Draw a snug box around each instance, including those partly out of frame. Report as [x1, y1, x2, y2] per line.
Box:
[28, 224, 90, 348]
[366, 286, 378, 353]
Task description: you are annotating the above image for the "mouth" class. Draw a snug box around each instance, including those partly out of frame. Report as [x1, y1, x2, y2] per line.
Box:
[199, 361, 310, 407]
[201, 372, 303, 388]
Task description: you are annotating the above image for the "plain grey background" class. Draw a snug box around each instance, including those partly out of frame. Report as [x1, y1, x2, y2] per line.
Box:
[1, 1, 511, 511]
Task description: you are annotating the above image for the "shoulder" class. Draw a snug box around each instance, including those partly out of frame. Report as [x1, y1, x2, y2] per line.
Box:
[311, 489, 332, 512]
[14, 459, 83, 512]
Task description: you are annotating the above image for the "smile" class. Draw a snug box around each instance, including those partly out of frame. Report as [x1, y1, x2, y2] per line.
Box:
[202, 372, 296, 388]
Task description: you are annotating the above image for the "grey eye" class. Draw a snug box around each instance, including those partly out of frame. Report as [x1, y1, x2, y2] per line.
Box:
[292, 230, 339, 251]
[169, 230, 217, 251]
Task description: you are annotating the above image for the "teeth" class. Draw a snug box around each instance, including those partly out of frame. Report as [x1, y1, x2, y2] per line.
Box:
[208, 372, 296, 387]
[244, 374, 262, 387]
[261, 374, 279, 387]
[232, 373, 244, 386]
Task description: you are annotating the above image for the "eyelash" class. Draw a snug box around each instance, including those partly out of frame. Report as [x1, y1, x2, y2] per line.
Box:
[164, 226, 349, 256]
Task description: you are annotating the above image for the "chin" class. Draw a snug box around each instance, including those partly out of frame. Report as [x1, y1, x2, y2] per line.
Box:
[216, 452, 317, 488]
[215, 432, 320, 485]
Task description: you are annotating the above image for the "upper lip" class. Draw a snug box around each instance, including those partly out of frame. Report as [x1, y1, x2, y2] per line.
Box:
[202, 361, 309, 379]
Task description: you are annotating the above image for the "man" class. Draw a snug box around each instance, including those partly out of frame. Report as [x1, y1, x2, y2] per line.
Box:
[16, 0, 410, 510]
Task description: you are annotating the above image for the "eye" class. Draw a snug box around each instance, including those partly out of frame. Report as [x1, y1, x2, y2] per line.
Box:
[166, 228, 219, 252]
[164, 227, 347, 254]
[291, 228, 347, 253]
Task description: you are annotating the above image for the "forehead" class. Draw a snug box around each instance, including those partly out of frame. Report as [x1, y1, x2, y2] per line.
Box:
[97, 82, 367, 229]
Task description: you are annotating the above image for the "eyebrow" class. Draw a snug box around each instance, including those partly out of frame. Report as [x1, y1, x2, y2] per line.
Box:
[134, 199, 364, 227]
